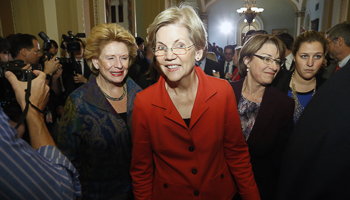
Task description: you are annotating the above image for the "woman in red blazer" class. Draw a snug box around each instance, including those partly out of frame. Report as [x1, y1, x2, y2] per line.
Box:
[130, 4, 260, 200]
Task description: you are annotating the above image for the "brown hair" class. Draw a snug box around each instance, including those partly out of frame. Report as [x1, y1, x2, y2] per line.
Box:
[238, 34, 286, 77]
[292, 30, 327, 56]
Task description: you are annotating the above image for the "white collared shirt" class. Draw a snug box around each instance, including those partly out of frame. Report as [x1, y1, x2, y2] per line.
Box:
[339, 54, 350, 68]
[224, 60, 234, 74]
[285, 53, 293, 70]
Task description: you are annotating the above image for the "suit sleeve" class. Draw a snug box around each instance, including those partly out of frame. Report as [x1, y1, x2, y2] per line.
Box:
[130, 94, 154, 200]
[223, 83, 261, 200]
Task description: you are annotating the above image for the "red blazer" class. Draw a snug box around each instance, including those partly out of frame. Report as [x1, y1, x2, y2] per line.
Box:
[131, 67, 260, 200]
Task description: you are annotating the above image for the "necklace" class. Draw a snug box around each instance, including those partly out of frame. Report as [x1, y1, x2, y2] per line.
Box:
[101, 83, 126, 101]
[290, 72, 316, 123]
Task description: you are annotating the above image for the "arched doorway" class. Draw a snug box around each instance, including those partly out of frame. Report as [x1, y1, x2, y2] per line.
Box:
[236, 15, 264, 45]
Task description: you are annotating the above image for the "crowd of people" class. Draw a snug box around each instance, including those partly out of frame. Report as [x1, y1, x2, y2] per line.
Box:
[1, 3, 350, 200]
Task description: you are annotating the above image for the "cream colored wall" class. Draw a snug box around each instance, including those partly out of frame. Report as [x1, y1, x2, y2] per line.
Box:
[12, 0, 46, 35]
[6, 0, 95, 57]
[135, 0, 165, 41]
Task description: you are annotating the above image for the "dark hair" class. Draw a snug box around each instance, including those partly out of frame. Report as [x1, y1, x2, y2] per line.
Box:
[7, 33, 38, 58]
[239, 34, 286, 77]
[326, 21, 350, 47]
[224, 45, 235, 54]
[50, 39, 58, 49]
[135, 37, 144, 46]
[242, 30, 268, 45]
[292, 30, 326, 56]
[0, 36, 10, 52]
[75, 38, 85, 49]
[277, 33, 294, 50]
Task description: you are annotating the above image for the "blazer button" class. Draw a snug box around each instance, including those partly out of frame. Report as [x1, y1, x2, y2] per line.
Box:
[163, 184, 168, 188]
[192, 168, 197, 174]
[221, 174, 224, 179]
[194, 190, 199, 196]
[188, 146, 195, 152]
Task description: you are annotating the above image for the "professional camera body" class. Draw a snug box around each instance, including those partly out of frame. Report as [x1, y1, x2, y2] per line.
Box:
[0, 60, 37, 115]
[38, 31, 58, 63]
[61, 31, 86, 53]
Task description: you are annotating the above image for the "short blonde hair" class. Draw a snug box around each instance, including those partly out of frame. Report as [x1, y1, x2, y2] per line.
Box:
[147, 3, 207, 51]
[238, 34, 286, 77]
[85, 23, 137, 74]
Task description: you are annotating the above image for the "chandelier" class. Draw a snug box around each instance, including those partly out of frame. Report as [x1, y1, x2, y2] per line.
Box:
[237, 0, 264, 25]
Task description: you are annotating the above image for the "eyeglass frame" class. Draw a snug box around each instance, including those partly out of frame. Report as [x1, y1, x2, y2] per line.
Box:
[0, 51, 9, 55]
[326, 37, 338, 46]
[253, 54, 284, 67]
[153, 44, 195, 56]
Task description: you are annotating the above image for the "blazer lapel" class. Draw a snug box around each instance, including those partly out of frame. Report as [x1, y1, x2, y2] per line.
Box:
[151, 67, 217, 130]
[82, 78, 118, 116]
[247, 85, 277, 144]
[151, 74, 188, 129]
[189, 67, 216, 129]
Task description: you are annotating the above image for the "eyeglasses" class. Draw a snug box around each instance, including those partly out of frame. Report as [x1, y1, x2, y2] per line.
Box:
[326, 37, 338, 46]
[0, 51, 9, 55]
[153, 43, 195, 56]
[253, 54, 284, 67]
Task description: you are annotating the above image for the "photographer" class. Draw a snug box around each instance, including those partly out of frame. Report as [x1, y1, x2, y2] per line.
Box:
[0, 36, 11, 62]
[0, 69, 81, 199]
[61, 38, 92, 99]
[7, 33, 63, 139]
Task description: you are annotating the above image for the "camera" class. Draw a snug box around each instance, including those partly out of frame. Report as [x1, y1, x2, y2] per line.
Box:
[38, 31, 59, 62]
[0, 61, 37, 115]
[61, 31, 85, 53]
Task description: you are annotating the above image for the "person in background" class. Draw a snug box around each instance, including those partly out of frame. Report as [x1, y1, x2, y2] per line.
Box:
[58, 23, 142, 200]
[48, 39, 59, 55]
[196, 45, 222, 77]
[272, 31, 327, 124]
[230, 34, 294, 200]
[1, 69, 81, 199]
[130, 4, 260, 200]
[135, 36, 145, 61]
[62, 38, 92, 97]
[0, 36, 11, 62]
[277, 22, 350, 200]
[276, 33, 294, 71]
[231, 45, 242, 81]
[219, 44, 236, 79]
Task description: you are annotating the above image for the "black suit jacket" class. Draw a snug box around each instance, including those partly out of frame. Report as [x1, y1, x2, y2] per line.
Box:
[203, 58, 222, 77]
[277, 59, 350, 200]
[272, 69, 327, 94]
[219, 59, 236, 79]
[230, 79, 294, 200]
[62, 59, 92, 99]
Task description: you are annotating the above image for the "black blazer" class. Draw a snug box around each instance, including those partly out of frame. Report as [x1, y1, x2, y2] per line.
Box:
[62, 59, 92, 99]
[277, 59, 350, 199]
[230, 79, 294, 200]
[203, 58, 222, 77]
[219, 59, 236, 79]
[272, 69, 327, 94]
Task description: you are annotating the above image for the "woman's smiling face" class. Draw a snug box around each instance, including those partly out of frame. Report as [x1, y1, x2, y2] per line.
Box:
[155, 24, 202, 83]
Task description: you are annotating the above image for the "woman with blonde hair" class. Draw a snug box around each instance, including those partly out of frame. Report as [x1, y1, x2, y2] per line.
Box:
[58, 23, 142, 199]
[230, 34, 294, 200]
[130, 4, 260, 200]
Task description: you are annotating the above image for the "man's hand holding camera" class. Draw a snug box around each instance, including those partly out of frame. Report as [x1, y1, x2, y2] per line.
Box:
[5, 69, 55, 149]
